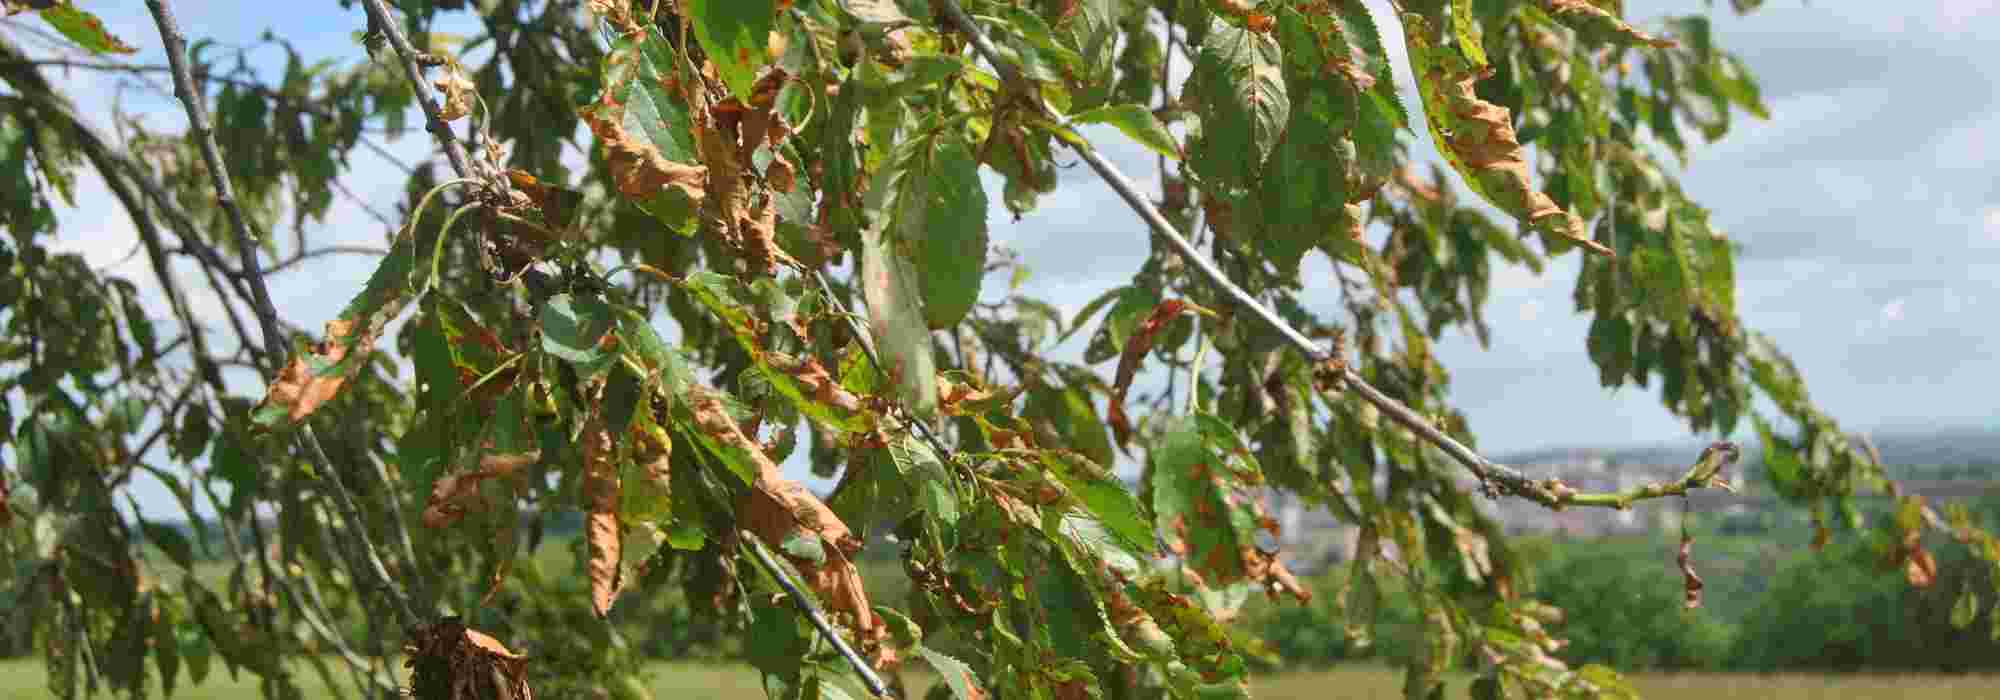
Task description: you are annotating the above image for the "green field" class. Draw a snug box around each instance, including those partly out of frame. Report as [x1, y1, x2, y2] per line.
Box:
[4, 658, 1995, 700]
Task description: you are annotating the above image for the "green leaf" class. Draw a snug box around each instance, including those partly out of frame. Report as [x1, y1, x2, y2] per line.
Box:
[540, 293, 616, 364]
[860, 167, 939, 421]
[891, 436, 957, 526]
[1189, 23, 1287, 188]
[1952, 588, 1980, 630]
[1587, 313, 1633, 388]
[1072, 104, 1179, 161]
[141, 520, 196, 571]
[917, 646, 985, 700]
[890, 136, 988, 330]
[687, 0, 776, 100]
[1451, 0, 1487, 67]
[155, 600, 182, 697]
[1024, 384, 1114, 468]
[1043, 451, 1152, 554]
[37, 4, 138, 55]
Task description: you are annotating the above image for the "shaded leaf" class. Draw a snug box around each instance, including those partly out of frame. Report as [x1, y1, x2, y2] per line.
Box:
[540, 293, 616, 364]
[1072, 104, 1179, 160]
[917, 646, 986, 700]
[1952, 588, 1980, 630]
[891, 136, 988, 330]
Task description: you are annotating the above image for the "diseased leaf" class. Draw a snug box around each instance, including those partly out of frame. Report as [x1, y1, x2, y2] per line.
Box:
[684, 386, 893, 666]
[1540, 0, 1679, 49]
[253, 239, 416, 426]
[1398, 13, 1613, 257]
[687, 0, 777, 100]
[37, 4, 138, 55]
[1072, 104, 1180, 161]
[1107, 300, 1213, 449]
[584, 421, 623, 617]
[1149, 413, 1306, 600]
[581, 29, 707, 229]
[421, 452, 539, 529]
[1677, 531, 1703, 610]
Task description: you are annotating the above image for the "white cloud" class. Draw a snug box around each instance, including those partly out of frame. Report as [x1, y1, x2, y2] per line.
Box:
[1881, 297, 1906, 323]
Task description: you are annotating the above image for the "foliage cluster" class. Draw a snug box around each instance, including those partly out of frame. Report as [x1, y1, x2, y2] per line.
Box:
[5, 1, 2000, 699]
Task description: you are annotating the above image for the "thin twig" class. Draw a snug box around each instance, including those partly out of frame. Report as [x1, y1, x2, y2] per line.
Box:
[743, 533, 897, 699]
[354, 0, 495, 188]
[928, 0, 1721, 511]
[146, 0, 424, 629]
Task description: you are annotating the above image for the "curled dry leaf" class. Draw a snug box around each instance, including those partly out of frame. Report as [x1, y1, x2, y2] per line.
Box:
[422, 452, 540, 528]
[1107, 300, 1214, 449]
[687, 387, 892, 667]
[1542, 0, 1679, 48]
[698, 90, 798, 276]
[433, 65, 477, 122]
[583, 421, 623, 618]
[1678, 531, 1703, 610]
[404, 617, 532, 700]
[1434, 68, 1611, 257]
[580, 93, 708, 204]
[262, 319, 365, 423]
[1244, 547, 1311, 603]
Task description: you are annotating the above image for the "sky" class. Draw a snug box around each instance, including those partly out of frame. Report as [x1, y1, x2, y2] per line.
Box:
[7, 1, 1998, 519]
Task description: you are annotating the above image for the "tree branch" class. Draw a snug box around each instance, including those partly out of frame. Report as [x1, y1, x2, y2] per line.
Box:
[354, 0, 495, 187]
[146, 0, 422, 630]
[743, 534, 896, 699]
[928, 0, 1726, 511]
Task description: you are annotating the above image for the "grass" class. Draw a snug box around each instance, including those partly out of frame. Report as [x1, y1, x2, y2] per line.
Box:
[5, 658, 1998, 700]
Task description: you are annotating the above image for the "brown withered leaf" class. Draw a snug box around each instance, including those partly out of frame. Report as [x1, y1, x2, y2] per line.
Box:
[1411, 47, 1614, 257]
[1678, 531, 1703, 610]
[422, 452, 540, 529]
[404, 617, 533, 700]
[0, 475, 11, 527]
[686, 387, 893, 667]
[1542, 0, 1679, 49]
[261, 319, 366, 423]
[1901, 526, 1939, 588]
[583, 422, 623, 618]
[695, 100, 798, 276]
[433, 64, 476, 122]
[1107, 300, 1215, 450]
[580, 96, 707, 203]
[1244, 548, 1311, 603]
[1441, 69, 1610, 256]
